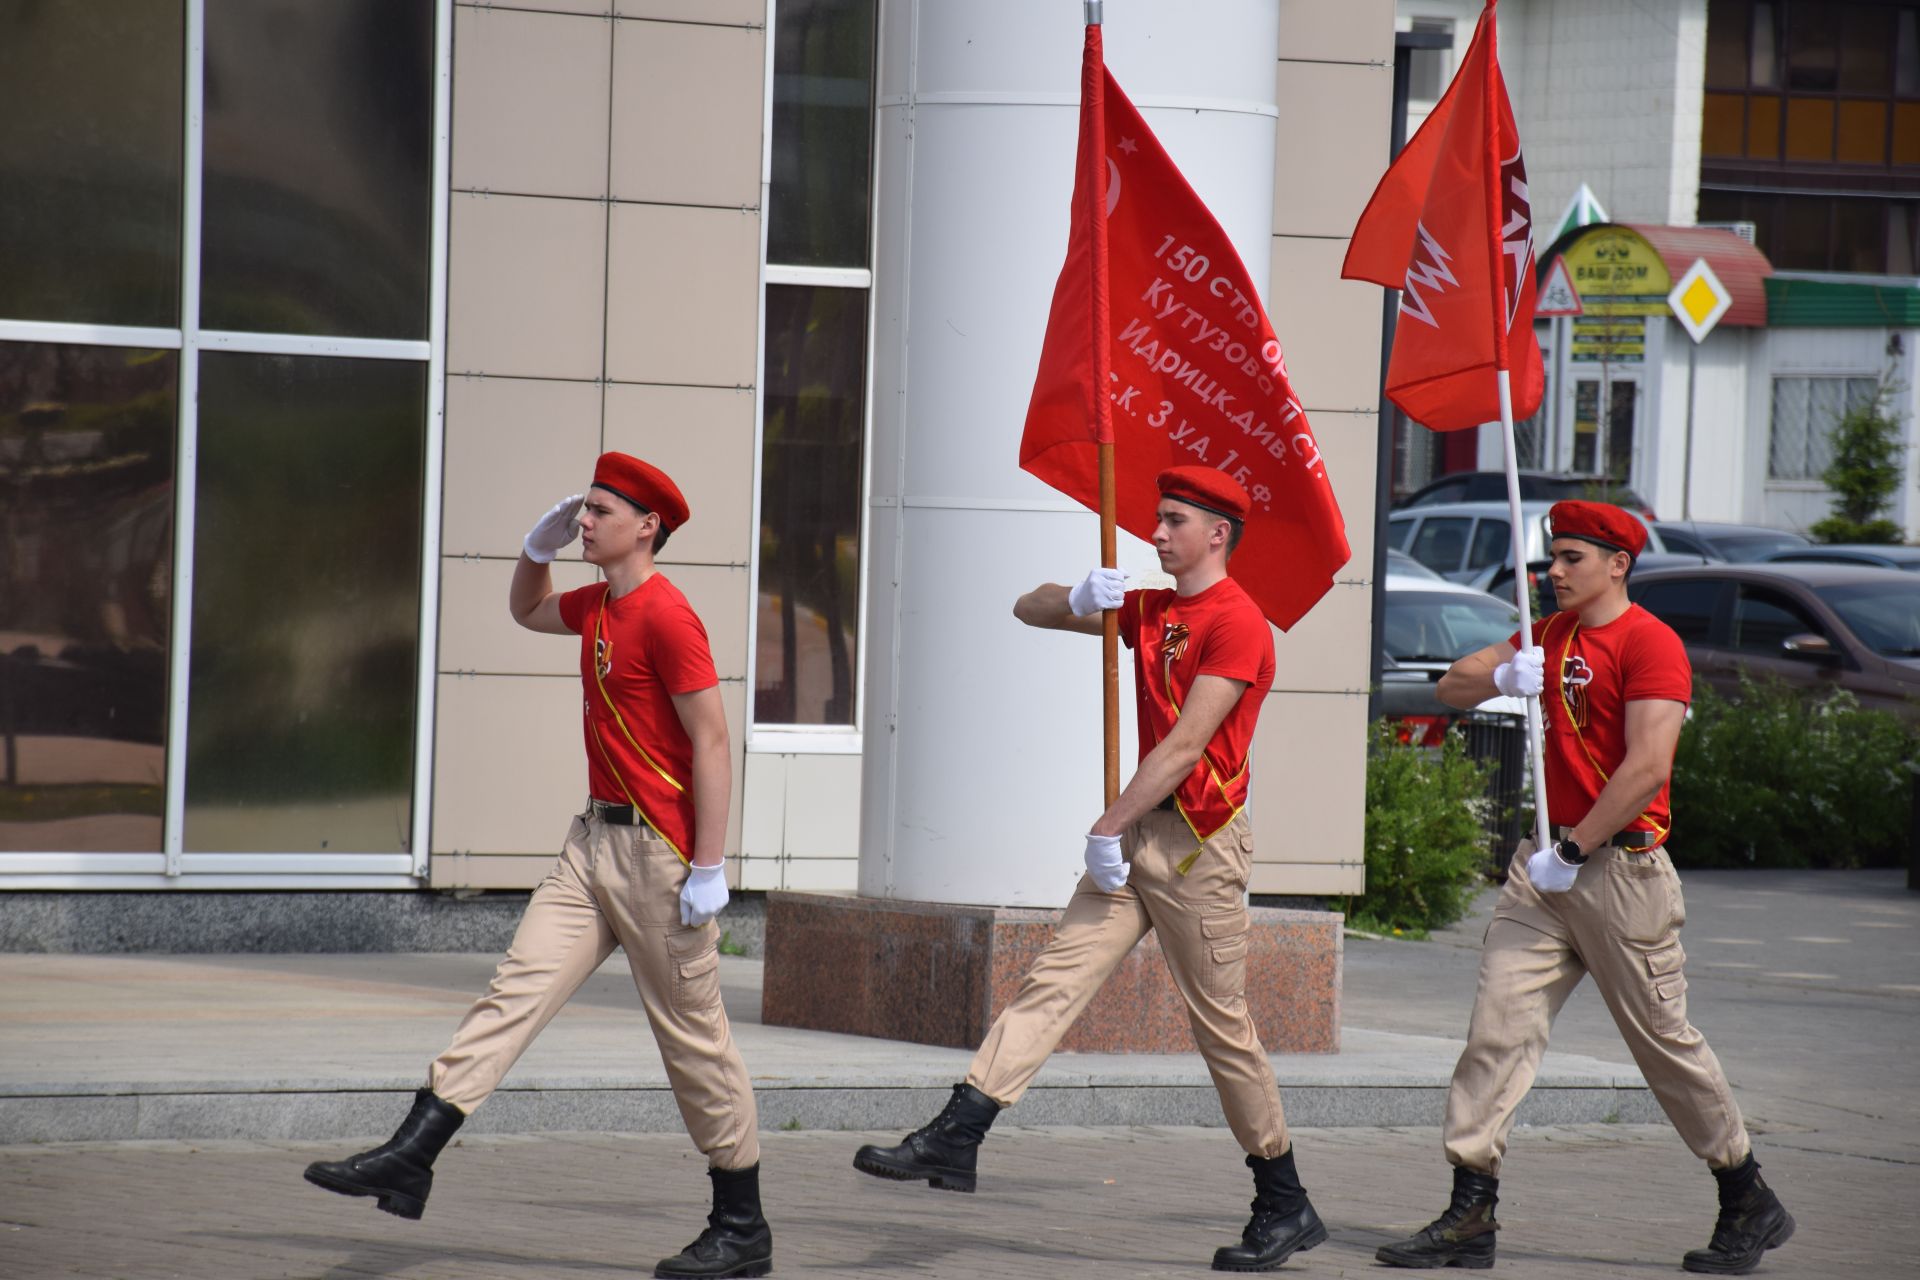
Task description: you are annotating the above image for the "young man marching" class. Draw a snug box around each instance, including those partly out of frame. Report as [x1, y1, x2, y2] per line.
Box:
[853, 467, 1326, 1274]
[1375, 501, 1793, 1275]
[304, 453, 771, 1280]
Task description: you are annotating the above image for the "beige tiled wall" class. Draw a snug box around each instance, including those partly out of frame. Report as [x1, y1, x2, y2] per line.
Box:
[1251, 0, 1397, 897]
[431, 2, 765, 888]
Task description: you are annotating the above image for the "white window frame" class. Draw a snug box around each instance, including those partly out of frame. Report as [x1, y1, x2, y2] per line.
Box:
[745, 1, 881, 758]
[0, 0, 451, 890]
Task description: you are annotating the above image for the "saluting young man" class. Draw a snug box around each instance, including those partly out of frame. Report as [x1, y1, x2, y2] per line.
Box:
[853, 467, 1327, 1274]
[303, 453, 772, 1280]
[1375, 501, 1793, 1276]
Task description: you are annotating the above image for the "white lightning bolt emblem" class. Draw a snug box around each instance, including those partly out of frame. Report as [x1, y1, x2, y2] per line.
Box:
[1399, 222, 1456, 328]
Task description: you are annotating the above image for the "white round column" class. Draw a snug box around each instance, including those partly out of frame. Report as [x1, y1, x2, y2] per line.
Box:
[859, 0, 1281, 906]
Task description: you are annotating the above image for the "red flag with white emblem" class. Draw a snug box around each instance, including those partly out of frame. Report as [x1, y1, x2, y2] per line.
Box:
[1020, 32, 1350, 632]
[1341, 0, 1542, 431]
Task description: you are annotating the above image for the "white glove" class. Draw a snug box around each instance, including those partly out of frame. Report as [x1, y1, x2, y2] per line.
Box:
[523, 493, 585, 564]
[1084, 833, 1129, 893]
[1067, 567, 1127, 616]
[680, 861, 730, 925]
[1526, 844, 1581, 894]
[1493, 646, 1546, 698]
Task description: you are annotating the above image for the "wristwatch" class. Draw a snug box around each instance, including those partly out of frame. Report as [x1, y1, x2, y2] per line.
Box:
[1554, 838, 1589, 866]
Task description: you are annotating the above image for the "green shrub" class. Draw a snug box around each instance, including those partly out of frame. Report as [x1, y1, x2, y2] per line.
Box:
[1346, 723, 1494, 935]
[1669, 676, 1916, 868]
[1809, 379, 1905, 545]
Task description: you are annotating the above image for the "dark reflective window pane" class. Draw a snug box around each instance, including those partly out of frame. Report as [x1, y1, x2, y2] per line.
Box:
[202, 0, 432, 338]
[0, 343, 177, 852]
[185, 353, 424, 852]
[1840, 4, 1894, 95]
[768, 0, 876, 267]
[756, 285, 865, 725]
[1705, 0, 1749, 87]
[0, 3, 183, 326]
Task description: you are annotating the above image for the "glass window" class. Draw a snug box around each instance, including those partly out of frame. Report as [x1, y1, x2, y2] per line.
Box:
[1898, 10, 1920, 97]
[1773, 195, 1833, 269]
[1895, 102, 1920, 163]
[1787, 3, 1840, 91]
[1408, 517, 1472, 575]
[1382, 591, 1518, 663]
[1407, 17, 1454, 102]
[1730, 586, 1822, 654]
[184, 353, 425, 853]
[1703, 92, 1747, 156]
[1467, 519, 1510, 572]
[0, 342, 178, 853]
[201, 0, 433, 338]
[1748, 94, 1784, 158]
[1784, 97, 1836, 161]
[1840, 4, 1896, 95]
[1631, 579, 1725, 645]
[0, 4, 183, 327]
[1769, 376, 1879, 479]
[755, 285, 866, 726]
[1838, 100, 1890, 165]
[1834, 198, 1884, 272]
[1386, 517, 1416, 550]
[1752, 1, 1781, 88]
[1607, 381, 1637, 481]
[766, 0, 876, 268]
[1817, 580, 1920, 656]
[1706, 0, 1750, 87]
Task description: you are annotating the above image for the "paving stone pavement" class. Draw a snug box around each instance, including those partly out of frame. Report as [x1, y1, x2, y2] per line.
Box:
[0, 1122, 1905, 1279]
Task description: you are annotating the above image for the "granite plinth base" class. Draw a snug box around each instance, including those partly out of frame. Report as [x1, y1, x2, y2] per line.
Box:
[761, 890, 1341, 1054]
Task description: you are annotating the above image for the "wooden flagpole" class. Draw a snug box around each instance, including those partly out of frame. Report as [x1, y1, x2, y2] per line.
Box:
[1086, 1, 1119, 808]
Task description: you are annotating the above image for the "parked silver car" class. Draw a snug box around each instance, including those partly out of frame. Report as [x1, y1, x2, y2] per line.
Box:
[1387, 500, 1668, 589]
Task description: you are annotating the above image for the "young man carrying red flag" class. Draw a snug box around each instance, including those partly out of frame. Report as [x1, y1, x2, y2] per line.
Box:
[853, 466, 1328, 1274]
[1375, 503, 1795, 1275]
[302, 454, 772, 1280]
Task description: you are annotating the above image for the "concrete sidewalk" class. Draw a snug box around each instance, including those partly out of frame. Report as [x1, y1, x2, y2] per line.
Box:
[0, 869, 1913, 1278]
[0, 948, 1657, 1144]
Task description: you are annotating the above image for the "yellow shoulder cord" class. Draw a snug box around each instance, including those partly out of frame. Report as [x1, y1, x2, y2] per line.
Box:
[1555, 618, 1670, 846]
[1161, 612, 1245, 874]
[590, 590, 689, 861]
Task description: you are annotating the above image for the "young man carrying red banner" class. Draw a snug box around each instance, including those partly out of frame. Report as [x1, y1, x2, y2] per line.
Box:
[853, 466, 1327, 1274]
[1374, 501, 1794, 1275]
[303, 453, 772, 1280]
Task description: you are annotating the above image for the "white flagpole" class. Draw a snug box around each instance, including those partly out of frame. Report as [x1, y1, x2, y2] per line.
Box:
[1497, 369, 1553, 856]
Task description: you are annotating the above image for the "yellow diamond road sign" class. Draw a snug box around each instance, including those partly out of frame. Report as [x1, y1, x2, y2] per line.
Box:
[1667, 257, 1732, 344]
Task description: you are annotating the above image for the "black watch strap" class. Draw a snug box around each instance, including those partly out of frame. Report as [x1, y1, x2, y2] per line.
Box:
[1555, 839, 1589, 866]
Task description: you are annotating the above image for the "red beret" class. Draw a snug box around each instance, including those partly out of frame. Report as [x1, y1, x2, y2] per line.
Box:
[592, 452, 689, 531]
[1157, 466, 1249, 523]
[1550, 500, 1646, 558]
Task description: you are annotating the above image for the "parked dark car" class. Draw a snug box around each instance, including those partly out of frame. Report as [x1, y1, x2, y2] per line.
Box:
[1763, 544, 1920, 572]
[1626, 563, 1920, 720]
[1654, 521, 1810, 562]
[1378, 574, 1530, 853]
[1395, 470, 1657, 520]
[1480, 550, 1709, 621]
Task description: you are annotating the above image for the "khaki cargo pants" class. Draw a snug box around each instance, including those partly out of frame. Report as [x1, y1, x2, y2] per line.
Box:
[428, 809, 760, 1170]
[967, 808, 1290, 1159]
[1444, 840, 1748, 1176]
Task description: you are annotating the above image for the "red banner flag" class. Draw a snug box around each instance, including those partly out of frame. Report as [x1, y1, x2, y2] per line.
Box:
[1020, 43, 1349, 632]
[1341, 0, 1543, 431]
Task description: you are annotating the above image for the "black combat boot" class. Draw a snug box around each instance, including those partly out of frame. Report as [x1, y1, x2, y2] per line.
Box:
[1374, 1165, 1499, 1269]
[654, 1163, 774, 1279]
[1211, 1147, 1330, 1271]
[302, 1088, 465, 1220]
[851, 1082, 1001, 1192]
[1682, 1153, 1795, 1274]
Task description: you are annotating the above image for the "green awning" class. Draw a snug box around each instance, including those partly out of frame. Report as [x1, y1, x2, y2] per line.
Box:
[1765, 277, 1920, 327]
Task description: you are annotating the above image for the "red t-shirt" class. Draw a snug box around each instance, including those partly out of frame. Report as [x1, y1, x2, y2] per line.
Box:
[558, 576, 719, 859]
[1119, 576, 1275, 842]
[1512, 604, 1692, 836]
